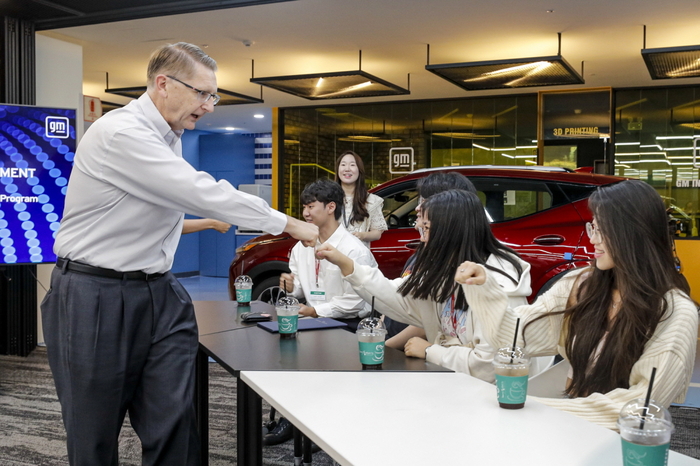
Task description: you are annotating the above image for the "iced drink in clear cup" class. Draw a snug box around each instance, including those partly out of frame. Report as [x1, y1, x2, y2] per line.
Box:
[617, 399, 674, 466]
[234, 275, 253, 305]
[492, 346, 530, 409]
[356, 316, 387, 370]
[276, 296, 300, 339]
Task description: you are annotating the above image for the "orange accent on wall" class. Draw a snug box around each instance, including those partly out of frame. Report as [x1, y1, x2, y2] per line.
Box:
[272, 108, 279, 210]
[676, 239, 700, 302]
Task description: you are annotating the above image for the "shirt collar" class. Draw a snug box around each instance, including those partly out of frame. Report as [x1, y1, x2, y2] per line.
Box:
[324, 223, 347, 247]
[138, 92, 184, 147]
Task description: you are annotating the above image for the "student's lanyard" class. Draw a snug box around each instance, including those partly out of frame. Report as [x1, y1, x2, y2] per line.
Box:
[450, 292, 459, 332]
[315, 258, 321, 287]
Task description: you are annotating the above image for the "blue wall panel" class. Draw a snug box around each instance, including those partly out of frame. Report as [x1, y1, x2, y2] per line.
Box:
[198, 134, 256, 277]
[172, 130, 204, 274]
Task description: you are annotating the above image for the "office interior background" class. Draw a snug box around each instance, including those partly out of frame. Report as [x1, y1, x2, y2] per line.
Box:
[3, 0, 700, 346]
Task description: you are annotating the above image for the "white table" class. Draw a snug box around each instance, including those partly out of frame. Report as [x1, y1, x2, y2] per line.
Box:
[241, 371, 700, 466]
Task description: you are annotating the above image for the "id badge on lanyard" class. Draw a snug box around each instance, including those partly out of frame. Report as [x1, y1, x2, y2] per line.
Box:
[310, 258, 326, 304]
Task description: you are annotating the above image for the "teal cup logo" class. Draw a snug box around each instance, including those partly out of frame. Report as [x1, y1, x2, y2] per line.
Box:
[618, 399, 674, 466]
[235, 287, 252, 304]
[234, 275, 253, 305]
[356, 328, 387, 369]
[277, 314, 299, 334]
[275, 296, 300, 339]
[492, 346, 530, 409]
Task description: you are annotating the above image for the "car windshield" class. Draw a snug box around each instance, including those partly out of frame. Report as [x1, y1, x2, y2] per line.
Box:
[381, 185, 419, 228]
[375, 174, 600, 229]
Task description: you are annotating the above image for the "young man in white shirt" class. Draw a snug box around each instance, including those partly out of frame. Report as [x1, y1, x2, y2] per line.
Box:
[265, 179, 377, 446]
[280, 178, 377, 330]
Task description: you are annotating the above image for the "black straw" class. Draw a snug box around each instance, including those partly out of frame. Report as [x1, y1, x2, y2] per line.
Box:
[510, 318, 520, 364]
[370, 296, 376, 320]
[639, 367, 657, 430]
[277, 280, 285, 304]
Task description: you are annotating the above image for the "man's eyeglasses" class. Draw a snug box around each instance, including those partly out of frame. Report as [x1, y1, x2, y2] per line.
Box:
[585, 222, 602, 240]
[167, 75, 221, 106]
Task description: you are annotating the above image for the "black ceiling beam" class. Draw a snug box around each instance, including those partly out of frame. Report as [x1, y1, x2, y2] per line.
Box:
[13, 0, 298, 30]
[31, 0, 85, 17]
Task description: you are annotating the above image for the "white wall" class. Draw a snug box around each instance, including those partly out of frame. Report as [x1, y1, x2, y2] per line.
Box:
[34, 34, 83, 345]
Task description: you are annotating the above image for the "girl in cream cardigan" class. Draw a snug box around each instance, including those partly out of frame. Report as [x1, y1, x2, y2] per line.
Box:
[455, 180, 698, 430]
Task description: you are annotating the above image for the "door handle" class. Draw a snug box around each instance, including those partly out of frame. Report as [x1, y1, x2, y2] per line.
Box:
[533, 235, 565, 245]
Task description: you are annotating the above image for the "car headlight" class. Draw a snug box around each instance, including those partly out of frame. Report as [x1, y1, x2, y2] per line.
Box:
[235, 236, 289, 255]
[235, 242, 259, 254]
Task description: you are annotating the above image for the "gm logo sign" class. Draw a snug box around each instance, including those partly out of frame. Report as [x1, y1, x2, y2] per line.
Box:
[389, 147, 414, 174]
[45, 116, 70, 139]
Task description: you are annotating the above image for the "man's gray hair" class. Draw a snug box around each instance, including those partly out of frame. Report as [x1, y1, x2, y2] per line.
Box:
[146, 42, 217, 87]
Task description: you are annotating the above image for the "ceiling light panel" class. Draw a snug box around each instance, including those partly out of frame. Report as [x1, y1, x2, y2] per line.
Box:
[101, 101, 123, 113]
[431, 132, 500, 139]
[642, 45, 700, 80]
[105, 86, 262, 105]
[216, 89, 264, 106]
[426, 55, 583, 91]
[251, 70, 409, 100]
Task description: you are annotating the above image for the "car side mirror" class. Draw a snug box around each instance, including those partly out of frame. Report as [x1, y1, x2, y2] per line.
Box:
[387, 214, 400, 228]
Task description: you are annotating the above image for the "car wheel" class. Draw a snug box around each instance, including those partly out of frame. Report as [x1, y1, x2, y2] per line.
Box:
[253, 276, 284, 304]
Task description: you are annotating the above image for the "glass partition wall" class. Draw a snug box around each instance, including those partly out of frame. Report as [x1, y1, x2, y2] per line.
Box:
[614, 87, 700, 238]
[280, 85, 700, 240]
[281, 95, 538, 218]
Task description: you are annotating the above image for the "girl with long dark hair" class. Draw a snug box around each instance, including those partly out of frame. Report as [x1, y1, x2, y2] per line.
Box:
[456, 180, 698, 429]
[334, 151, 387, 247]
[316, 189, 552, 380]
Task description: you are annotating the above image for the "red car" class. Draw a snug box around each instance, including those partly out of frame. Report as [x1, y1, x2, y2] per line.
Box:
[229, 166, 626, 302]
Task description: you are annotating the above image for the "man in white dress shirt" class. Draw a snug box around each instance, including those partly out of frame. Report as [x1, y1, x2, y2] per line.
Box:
[41, 42, 317, 466]
[280, 179, 377, 330]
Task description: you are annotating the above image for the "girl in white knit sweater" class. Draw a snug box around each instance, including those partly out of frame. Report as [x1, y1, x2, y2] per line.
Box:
[455, 180, 698, 429]
[316, 189, 553, 380]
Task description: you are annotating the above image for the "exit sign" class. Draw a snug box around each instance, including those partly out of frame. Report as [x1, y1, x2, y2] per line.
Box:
[83, 95, 102, 122]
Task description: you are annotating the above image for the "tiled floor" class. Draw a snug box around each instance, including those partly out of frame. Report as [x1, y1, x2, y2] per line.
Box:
[178, 276, 700, 408]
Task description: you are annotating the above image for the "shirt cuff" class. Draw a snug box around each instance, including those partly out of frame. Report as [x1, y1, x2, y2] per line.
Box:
[314, 303, 332, 318]
[262, 209, 288, 236]
[425, 344, 446, 366]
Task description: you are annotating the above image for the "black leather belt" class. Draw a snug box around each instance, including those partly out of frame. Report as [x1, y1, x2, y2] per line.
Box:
[56, 258, 165, 281]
